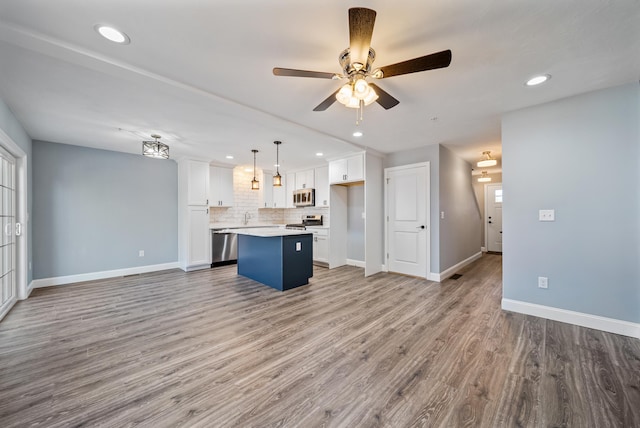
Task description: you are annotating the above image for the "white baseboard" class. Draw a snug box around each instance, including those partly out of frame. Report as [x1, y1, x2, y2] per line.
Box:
[429, 251, 483, 282]
[346, 259, 366, 268]
[502, 298, 640, 339]
[481, 246, 487, 252]
[32, 262, 181, 288]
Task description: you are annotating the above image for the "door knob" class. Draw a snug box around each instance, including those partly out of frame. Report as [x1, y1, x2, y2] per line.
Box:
[488, 221, 493, 224]
[417, 225, 425, 229]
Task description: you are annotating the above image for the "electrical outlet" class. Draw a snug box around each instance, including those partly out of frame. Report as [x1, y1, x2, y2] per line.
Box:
[295, 242, 301, 251]
[440, 211, 445, 219]
[139, 250, 145, 257]
[538, 276, 548, 289]
[539, 209, 555, 221]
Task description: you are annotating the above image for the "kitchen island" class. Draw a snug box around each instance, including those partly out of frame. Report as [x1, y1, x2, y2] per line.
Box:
[234, 228, 313, 291]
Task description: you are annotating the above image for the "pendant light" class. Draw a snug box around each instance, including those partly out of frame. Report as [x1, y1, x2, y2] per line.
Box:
[477, 171, 491, 183]
[142, 134, 169, 159]
[273, 141, 282, 187]
[251, 149, 259, 190]
[477, 151, 497, 168]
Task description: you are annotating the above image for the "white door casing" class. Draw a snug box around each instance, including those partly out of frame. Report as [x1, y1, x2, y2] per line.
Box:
[0, 146, 17, 321]
[485, 183, 503, 252]
[385, 163, 430, 278]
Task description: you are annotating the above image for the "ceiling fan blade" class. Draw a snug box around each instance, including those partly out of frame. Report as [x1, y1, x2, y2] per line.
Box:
[369, 83, 399, 110]
[313, 89, 340, 111]
[349, 8, 377, 69]
[273, 68, 337, 79]
[378, 49, 452, 78]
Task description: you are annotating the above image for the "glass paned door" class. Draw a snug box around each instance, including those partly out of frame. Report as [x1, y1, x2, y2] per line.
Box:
[0, 149, 16, 317]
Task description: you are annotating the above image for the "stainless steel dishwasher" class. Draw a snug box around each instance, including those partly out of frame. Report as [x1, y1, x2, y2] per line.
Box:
[211, 229, 238, 267]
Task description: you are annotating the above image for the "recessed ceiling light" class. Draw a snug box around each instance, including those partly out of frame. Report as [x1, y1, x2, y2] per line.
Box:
[526, 74, 550, 86]
[353, 131, 363, 137]
[94, 24, 130, 44]
[225, 155, 234, 159]
[316, 152, 324, 157]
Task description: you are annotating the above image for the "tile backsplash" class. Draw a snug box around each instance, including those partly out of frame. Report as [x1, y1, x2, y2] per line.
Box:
[209, 166, 329, 226]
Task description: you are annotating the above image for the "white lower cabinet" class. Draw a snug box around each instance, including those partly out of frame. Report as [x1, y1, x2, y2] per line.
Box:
[186, 206, 211, 269]
[310, 228, 329, 264]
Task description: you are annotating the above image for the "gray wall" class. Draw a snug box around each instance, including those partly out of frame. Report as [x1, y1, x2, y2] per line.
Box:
[0, 98, 33, 283]
[385, 144, 440, 272]
[33, 141, 178, 279]
[502, 82, 640, 323]
[438, 145, 482, 271]
[347, 184, 365, 262]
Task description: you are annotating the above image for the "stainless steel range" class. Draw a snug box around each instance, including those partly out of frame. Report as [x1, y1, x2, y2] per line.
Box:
[285, 214, 323, 230]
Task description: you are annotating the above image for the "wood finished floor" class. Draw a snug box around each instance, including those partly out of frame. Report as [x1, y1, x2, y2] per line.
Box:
[1, 254, 639, 427]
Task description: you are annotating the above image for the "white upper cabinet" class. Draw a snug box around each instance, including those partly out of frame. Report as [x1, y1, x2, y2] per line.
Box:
[285, 172, 296, 208]
[314, 165, 330, 207]
[295, 169, 315, 189]
[260, 172, 287, 209]
[186, 160, 210, 205]
[329, 153, 364, 184]
[209, 166, 234, 207]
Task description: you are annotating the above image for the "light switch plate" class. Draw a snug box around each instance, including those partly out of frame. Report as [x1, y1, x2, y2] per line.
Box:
[296, 242, 301, 251]
[539, 209, 555, 221]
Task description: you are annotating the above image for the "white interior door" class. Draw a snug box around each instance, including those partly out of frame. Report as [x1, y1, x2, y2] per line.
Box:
[0, 148, 17, 321]
[386, 164, 429, 278]
[486, 183, 503, 252]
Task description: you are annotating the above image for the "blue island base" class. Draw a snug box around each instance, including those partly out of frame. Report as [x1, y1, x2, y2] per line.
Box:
[237, 233, 313, 291]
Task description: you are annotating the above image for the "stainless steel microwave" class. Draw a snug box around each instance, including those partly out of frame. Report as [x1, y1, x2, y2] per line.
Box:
[293, 188, 315, 207]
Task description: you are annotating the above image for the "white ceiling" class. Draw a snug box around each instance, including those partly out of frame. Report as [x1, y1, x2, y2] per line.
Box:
[0, 0, 638, 172]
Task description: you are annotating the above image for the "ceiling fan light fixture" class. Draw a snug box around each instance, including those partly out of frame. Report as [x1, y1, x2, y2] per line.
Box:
[353, 77, 369, 97]
[336, 84, 353, 104]
[362, 86, 379, 105]
[477, 151, 497, 168]
[345, 96, 360, 109]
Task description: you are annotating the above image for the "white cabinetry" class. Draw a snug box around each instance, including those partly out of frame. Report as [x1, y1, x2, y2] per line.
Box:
[285, 172, 296, 208]
[209, 166, 234, 207]
[187, 206, 211, 266]
[187, 160, 210, 205]
[310, 228, 329, 264]
[179, 159, 211, 271]
[295, 169, 315, 189]
[329, 153, 364, 184]
[260, 173, 287, 208]
[314, 165, 329, 207]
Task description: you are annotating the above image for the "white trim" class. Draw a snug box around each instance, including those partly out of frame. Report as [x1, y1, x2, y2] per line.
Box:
[481, 246, 487, 252]
[346, 259, 366, 268]
[430, 251, 482, 282]
[384, 162, 431, 280]
[32, 262, 180, 288]
[502, 298, 640, 339]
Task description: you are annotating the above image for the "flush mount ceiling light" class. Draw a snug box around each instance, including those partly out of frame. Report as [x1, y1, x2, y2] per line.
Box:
[353, 131, 363, 137]
[273, 141, 282, 187]
[94, 24, 130, 44]
[225, 155, 234, 159]
[477, 171, 491, 183]
[251, 149, 260, 190]
[477, 151, 497, 168]
[526, 74, 551, 86]
[316, 152, 324, 157]
[142, 134, 169, 159]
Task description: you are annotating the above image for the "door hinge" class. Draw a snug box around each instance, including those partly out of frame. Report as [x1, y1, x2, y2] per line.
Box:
[387, 253, 389, 259]
[386, 177, 390, 184]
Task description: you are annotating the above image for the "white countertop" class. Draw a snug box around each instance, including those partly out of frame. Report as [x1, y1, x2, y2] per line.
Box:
[232, 227, 312, 237]
[210, 222, 284, 230]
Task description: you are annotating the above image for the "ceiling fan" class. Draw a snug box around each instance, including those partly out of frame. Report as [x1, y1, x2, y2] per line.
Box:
[273, 7, 452, 115]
